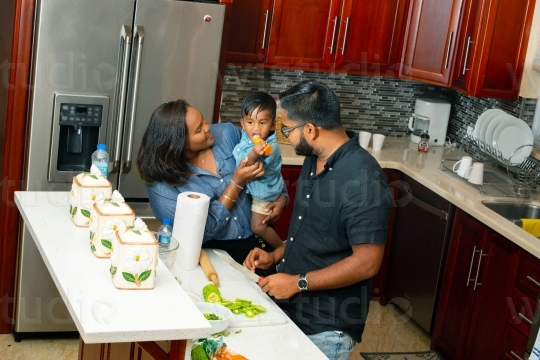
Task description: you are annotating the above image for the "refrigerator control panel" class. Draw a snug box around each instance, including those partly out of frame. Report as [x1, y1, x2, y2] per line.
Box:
[59, 103, 103, 127]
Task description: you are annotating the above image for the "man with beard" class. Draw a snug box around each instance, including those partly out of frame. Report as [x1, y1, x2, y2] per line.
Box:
[243, 80, 393, 360]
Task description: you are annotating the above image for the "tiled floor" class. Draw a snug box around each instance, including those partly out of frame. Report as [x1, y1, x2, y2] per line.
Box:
[0, 301, 431, 359]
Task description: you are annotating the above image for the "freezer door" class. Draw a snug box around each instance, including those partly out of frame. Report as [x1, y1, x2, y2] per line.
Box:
[116, 0, 225, 199]
[26, 0, 135, 189]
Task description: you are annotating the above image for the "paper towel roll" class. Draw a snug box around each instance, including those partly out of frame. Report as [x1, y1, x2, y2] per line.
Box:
[172, 192, 210, 270]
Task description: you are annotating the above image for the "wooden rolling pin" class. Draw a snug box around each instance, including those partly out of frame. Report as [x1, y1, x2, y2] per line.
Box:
[199, 249, 219, 286]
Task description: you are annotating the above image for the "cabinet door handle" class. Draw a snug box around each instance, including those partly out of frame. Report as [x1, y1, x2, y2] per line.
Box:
[341, 17, 350, 55]
[527, 275, 540, 288]
[473, 250, 487, 290]
[462, 36, 473, 75]
[329, 16, 338, 54]
[444, 31, 454, 69]
[510, 351, 524, 360]
[261, 10, 270, 49]
[466, 246, 477, 287]
[518, 312, 533, 325]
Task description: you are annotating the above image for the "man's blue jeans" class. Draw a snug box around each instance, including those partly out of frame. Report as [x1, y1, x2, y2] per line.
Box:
[307, 331, 355, 360]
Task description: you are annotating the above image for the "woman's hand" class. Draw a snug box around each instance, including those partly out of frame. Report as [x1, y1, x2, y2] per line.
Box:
[262, 194, 287, 225]
[233, 157, 264, 186]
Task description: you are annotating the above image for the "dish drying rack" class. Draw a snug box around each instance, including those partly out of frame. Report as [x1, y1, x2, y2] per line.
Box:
[440, 134, 540, 198]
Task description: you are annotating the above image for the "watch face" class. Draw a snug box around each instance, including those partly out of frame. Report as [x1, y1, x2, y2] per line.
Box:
[298, 279, 308, 290]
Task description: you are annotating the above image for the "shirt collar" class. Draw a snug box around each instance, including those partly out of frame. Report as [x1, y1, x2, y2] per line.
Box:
[307, 130, 360, 172]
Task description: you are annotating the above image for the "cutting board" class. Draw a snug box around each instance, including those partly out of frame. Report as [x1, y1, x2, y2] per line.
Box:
[187, 280, 288, 327]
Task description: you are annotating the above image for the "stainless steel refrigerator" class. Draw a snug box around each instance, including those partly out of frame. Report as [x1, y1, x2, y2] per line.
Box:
[14, 0, 224, 339]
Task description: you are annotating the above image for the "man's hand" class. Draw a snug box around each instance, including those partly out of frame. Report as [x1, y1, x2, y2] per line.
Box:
[243, 248, 275, 271]
[258, 273, 299, 299]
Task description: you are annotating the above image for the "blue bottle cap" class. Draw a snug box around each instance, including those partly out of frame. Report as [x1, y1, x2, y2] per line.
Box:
[163, 218, 172, 225]
[97, 143, 106, 150]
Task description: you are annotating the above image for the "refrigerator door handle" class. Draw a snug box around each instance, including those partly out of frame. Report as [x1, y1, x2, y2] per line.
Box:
[111, 25, 132, 174]
[123, 26, 144, 174]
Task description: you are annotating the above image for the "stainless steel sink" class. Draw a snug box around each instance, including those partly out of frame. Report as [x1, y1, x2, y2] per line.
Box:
[481, 201, 540, 226]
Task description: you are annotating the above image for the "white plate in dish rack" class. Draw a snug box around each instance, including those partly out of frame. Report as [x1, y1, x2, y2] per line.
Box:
[479, 110, 505, 142]
[492, 117, 533, 165]
[474, 109, 505, 140]
[484, 114, 512, 146]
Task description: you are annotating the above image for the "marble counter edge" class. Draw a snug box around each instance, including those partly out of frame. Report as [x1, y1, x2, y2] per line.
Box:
[278, 140, 540, 260]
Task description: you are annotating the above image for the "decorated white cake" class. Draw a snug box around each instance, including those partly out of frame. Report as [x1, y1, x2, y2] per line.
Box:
[70, 165, 112, 227]
[110, 218, 158, 290]
[90, 190, 134, 258]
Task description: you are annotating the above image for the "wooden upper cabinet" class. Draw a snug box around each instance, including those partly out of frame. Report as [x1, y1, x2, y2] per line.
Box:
[452, 0, 536, 99]
[226, 0, 273, 63]
[400, 0, 463, 86]
[334, 0, 409, 77]
[265, 0, 341, 69]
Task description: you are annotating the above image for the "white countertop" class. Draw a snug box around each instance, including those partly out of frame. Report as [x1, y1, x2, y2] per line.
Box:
[15, 191, 327, 359]
[15, 191, 211, 344]
[279, 138, 540, 259]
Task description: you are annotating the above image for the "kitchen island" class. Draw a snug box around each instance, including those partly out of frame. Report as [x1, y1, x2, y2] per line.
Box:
[14, 191, 327, 360]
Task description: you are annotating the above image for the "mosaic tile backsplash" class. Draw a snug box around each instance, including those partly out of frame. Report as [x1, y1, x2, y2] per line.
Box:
[219, 65, 537, 147]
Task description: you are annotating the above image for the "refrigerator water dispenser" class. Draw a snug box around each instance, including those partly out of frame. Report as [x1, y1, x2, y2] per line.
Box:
[49, 94, 109, 182]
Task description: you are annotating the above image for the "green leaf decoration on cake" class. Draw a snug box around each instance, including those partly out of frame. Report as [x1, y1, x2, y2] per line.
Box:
[91, 245, 96, 252]
[101, 239, 112, 249]
[110, 266, 117, 276]
[132, 229, 142, 235]
[70, 206, 77, 216]
[90, 231, 94, 240]
[127, 226, 134, 229]
[139, 270, 152, 282]
[81, 209, 91, 218]
[110, 202, 120, 207]
[122, 272, 136, 282]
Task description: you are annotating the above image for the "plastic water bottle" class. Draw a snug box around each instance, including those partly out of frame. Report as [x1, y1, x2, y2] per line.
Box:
[91, 143, 109, 177]
[157, 218, 172, 244]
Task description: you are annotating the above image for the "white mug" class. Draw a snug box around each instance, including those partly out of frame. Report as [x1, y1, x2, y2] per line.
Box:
[468, 162, 484, 185]
[359, 131, 372, 149]
[453, 156, 473, 178]
[372, 134, 386, 151]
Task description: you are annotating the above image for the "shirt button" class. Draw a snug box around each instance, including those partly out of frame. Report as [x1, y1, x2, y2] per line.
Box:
[329, 167, 332, 171]
[306, 194, 310, 198]
[220, 179, 223, 182]
[226, 217, 229, 221]
[298, 216, 302, 220]
[282, 259, 285, 262]
[234, 217, 237, 220]
[290, 237, 294, 241]
[310, 172, 313, 176]
[238, 236, 241, 239]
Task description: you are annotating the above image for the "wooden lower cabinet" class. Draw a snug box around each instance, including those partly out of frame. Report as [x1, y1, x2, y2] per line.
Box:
[431, 209, 520, 359]
[371, 169, 400, 303]
[499, 325, 528, 360]
[78, 339, 186, 360]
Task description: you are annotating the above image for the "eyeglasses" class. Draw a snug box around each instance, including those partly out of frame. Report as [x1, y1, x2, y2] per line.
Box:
[280, 123, 306, 139]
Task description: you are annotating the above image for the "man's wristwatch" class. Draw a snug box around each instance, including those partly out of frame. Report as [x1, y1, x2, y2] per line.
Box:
[297, 273, 309, 291]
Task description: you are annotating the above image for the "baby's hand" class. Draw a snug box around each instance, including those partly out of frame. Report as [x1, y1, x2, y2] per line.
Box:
[253, 137, 272, 156]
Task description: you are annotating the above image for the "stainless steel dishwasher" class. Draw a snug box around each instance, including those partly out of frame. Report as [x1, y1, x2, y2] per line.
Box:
[385, 174, 454, 333]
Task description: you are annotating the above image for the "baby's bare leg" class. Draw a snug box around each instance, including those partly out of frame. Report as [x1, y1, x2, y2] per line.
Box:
[251, 211, 284, 248]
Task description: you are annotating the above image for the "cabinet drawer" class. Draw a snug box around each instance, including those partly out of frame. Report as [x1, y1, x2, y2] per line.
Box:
[516, 252, 540, 298]
[499, 324, 528, 360]
[507, 288, 536, 337]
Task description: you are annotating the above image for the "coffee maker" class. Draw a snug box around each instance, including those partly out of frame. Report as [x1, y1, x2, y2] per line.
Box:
[48, 93, 109, 182]
[408, 98, 451, 146]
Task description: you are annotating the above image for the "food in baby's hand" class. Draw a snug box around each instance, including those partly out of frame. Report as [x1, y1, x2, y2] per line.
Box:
[252, 137, 272, 155]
